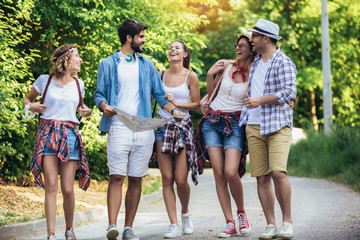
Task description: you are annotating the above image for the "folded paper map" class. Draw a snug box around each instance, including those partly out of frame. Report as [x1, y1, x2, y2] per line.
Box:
[113, 107, 174, 132]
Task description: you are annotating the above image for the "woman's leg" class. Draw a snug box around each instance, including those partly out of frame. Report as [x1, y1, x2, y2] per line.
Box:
[207, 147, 233, 221]
[43, 155, 60, 235]
[60, 160, 78, 230]
[156, 142, 177, 225]
[224, 148, 244, 211]
[174, 149, 190, 214]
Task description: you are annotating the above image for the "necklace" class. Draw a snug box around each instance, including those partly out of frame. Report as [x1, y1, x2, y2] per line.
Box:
[125, 54, 133, 62]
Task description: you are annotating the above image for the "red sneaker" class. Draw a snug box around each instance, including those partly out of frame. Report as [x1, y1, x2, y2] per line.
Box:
[237, 210, 251, 235]
[217, 220, 237, 238]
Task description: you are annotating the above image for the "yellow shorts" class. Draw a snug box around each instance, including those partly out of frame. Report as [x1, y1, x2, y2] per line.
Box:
[246, 125, 292, 177]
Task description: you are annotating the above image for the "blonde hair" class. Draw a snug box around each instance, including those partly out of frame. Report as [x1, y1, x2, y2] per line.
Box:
[50, 44, 77, 78]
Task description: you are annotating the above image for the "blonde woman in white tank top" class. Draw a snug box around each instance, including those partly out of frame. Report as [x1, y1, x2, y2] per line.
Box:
[154, 41, 200, 238]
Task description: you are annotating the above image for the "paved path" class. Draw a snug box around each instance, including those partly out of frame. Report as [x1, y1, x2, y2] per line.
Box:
[26, 169, 360, 240]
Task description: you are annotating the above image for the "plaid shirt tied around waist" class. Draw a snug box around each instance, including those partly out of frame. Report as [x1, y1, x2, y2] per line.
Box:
[160, 118, 199, 185]
[30, 119, 91, 191]
[194, 108, 248, 178]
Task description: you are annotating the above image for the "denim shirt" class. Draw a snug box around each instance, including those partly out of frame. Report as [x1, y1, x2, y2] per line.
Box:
[94, 50, 170, 132]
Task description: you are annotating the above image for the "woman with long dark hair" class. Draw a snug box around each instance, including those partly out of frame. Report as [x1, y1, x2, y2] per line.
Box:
[154, 40, 200, 238]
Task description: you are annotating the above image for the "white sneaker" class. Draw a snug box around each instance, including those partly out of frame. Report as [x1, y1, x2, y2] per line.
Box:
[278, 222, 293, 239]
[181, 213, 194, 235]
[164, 224, 181, 238]
[106, 225, 119, 240]
[259, 224, 278, 239]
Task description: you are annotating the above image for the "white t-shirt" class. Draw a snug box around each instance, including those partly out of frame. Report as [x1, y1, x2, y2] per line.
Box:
[210, 64, 248, 112]
[247, 58, 271, 125]
[33, 74, 85, 124]
[111, 51, 140, 125]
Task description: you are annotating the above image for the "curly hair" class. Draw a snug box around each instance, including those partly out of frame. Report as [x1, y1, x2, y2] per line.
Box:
[50, 44, 77, 78]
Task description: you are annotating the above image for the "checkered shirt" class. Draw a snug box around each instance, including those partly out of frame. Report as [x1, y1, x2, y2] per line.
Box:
[30, 119, 91, 191]
[160, 118, 199, 185]
[239, 48, 297, 135]
[194, 108, 247, 178]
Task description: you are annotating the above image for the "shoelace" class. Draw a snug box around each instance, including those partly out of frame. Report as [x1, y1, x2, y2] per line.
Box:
[65, 228, 77, 240]
[238, 213, 248, 228]
[47, 234, 56, 240]
[281, 223, 291, 232]
[182, 215, 190, 226]
[167, 224, 178, 233]
[224, 221, 235, 232]
[124, 228, 136, 237]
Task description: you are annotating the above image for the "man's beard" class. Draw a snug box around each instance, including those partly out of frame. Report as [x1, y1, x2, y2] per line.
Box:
[131, 40, 143, 53]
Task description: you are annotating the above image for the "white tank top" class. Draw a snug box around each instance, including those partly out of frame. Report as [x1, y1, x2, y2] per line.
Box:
[158, 70, 191, 119]
[210, 64, 248, 112]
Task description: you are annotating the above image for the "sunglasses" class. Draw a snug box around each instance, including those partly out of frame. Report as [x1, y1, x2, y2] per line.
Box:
[251, 33, 264, 38]
[234, 43, 249, 49]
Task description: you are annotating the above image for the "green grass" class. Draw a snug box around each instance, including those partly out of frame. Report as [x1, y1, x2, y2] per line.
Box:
[288, 127, 360, 192]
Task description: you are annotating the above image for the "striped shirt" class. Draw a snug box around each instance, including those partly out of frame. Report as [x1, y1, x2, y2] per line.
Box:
[239, 48, 297, 135]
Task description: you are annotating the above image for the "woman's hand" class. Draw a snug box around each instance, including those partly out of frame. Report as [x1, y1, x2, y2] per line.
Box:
[78, 105, 92, 118]
[164, 93, 179, 106]
[207, 59, 229, 77]
[29, 102, 47, 113]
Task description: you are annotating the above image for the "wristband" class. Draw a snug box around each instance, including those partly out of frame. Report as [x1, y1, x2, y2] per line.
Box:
[171, 107, 177, 115]
[24, 104, 37, 119]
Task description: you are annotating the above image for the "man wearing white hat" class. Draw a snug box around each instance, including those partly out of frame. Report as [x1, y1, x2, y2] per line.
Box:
[239, 19, 297, 239]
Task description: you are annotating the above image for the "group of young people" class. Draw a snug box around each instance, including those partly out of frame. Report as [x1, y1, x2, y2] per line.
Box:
[24, 18, 297, 240]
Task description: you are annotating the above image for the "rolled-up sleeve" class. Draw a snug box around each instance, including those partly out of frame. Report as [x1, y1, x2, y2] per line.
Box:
[94, 61, 108, 111]
[150, 64, 170, 107]
[275, 59, 297, 104]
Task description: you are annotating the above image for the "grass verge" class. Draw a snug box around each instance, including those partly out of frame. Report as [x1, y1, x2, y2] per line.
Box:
[288, 127, 360, 192]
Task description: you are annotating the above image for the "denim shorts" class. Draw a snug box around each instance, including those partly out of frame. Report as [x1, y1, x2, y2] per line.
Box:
[155, 125, 186, 143]
[202, 117, 245, 152]
[43, 127, 80, 160]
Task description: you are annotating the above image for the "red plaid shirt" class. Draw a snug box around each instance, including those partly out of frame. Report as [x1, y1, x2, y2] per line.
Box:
[30, 119, 90, 191]
[194, 108, 247, 178]
[159, 118, 199, 185]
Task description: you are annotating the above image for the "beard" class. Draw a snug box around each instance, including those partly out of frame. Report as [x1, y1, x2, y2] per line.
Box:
[131, 40, 143, 53]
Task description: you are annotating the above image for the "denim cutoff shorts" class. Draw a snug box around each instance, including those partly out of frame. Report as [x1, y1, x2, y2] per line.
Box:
[202, 117, 245, 152]
[43, 127, 80, 160]
[155, 125, 186, 143]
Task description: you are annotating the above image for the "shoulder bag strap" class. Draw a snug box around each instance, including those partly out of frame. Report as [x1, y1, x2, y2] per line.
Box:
[38, 74, 53, 118]
[73, 77, 83, 121]
[207, 61, 230, 103]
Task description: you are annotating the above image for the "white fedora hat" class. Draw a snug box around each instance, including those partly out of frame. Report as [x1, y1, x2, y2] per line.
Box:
[249, 19, 282, 40]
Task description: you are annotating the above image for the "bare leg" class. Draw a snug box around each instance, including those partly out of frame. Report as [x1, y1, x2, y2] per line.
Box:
[271, 171, 292, 223]
[43, 155, 60, 235]
[107, 175, 126, 226]
[257, 175, 276, 225]
[124, 176, 142, 227]
[60, 160, 77, 230]
[156, 142, 178, 225]
[174, 149, 190, 214]
[208, 147, 233, 221]
[224, 148, 244, 211]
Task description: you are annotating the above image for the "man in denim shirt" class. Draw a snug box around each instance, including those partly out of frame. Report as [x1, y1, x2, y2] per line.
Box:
[239, 19, 297, 239]
[95, 19, 182, 240]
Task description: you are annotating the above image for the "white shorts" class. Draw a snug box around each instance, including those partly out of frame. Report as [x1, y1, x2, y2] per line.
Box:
[107, 124, 155, 177]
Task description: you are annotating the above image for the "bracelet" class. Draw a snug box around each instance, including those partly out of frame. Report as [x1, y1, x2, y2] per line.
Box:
[171, 107, 177, 115]
[24, 103, 37, 119]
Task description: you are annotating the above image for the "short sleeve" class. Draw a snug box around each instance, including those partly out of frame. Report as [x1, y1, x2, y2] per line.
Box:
[33, 75, 49, 95]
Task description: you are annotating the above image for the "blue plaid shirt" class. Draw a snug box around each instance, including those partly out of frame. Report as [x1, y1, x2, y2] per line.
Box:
[239, 48, 297, 135]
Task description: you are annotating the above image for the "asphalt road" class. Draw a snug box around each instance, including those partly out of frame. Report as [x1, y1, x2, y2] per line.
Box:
[27, 169, 360, 240]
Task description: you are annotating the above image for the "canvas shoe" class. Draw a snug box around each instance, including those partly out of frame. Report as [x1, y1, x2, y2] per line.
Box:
[237, 210, 251, 235]
[259, 224, 278, 239]
[47, 233, 56, 240]
[217, 220, 237, 238]
[122, 228, 140, 240]
[164, 224, 182, 238]
[106, 225, 119, 240]
[65, 227, 77, 240]
[181, 213, 194, 235]
[278, 222, 293, 239]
